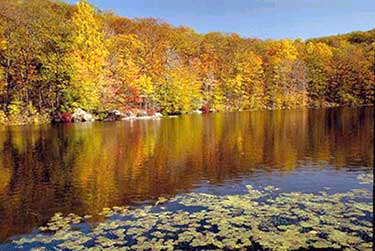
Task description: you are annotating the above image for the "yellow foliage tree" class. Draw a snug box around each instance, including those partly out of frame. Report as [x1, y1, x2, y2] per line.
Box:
[137, 74, 154, 110]
[264, 39, 302, 108]
[107, 34, 145, 108]
[157, 65, 202, 114]
[69, 0, 108, 111]
[301, 42, 333, 106]
[224, 51, 264, 110]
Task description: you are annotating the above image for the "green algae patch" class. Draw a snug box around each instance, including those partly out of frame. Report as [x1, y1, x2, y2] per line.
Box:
[10, 181, 373, 251]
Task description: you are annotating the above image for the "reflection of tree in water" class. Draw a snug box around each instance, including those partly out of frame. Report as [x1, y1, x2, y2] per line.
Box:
[0, 107, 373, 242]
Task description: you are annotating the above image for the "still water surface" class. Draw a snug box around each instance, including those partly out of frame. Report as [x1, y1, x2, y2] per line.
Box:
[0, 107, 373, 244]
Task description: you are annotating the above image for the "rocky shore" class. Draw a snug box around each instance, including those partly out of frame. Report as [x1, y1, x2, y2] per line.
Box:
[1, 104, 371, 126]
[53, 108, 164, 123]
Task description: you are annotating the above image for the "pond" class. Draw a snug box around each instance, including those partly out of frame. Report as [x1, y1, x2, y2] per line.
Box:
[0, 107, 373, 250]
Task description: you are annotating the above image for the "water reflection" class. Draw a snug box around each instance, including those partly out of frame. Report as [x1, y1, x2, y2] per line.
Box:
[0, 107, 373, 242]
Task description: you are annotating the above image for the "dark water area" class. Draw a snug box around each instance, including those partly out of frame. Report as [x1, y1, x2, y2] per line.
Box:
[0, 107, 373, 244]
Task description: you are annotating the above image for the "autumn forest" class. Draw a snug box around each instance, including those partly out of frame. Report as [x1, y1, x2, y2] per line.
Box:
[0, 0, 374, 125]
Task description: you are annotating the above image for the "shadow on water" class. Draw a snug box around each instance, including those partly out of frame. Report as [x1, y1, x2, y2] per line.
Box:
[0, 107, 373, 242]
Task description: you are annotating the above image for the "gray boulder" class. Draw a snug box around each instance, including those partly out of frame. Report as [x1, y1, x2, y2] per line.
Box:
[72, 108, 94, 122]
[154, 112, 163, 118]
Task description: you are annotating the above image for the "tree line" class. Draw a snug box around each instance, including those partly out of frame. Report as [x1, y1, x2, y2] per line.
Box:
[0, 0, 374, 124]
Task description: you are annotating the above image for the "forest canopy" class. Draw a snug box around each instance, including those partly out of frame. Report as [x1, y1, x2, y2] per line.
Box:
[0, 0, 374, 123]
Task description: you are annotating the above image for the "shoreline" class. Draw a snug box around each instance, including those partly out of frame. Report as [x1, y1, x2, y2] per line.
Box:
[0, 104, 373, 127]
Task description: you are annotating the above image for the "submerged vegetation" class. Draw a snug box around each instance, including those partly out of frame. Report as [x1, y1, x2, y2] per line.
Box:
[0, 0, 374, 124]
[6, 173, 373, 251]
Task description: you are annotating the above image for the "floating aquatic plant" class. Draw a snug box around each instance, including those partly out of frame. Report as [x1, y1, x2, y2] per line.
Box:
[6, 175, 373, 251]
[357, 173, 374, 184]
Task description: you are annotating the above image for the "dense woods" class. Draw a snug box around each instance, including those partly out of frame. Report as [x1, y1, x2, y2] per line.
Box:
[0, 0, 374, 124]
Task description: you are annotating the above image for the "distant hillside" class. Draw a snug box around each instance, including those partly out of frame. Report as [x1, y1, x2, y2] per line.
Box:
[308, 29, 375, 47]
